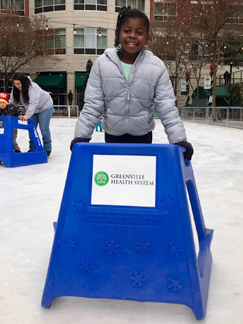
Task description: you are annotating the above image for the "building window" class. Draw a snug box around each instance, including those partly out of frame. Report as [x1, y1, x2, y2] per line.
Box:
[226, 7, 243, 24]
[154, 2, 177, 21]
[189, 3, 243, 24]
[74, 0, 107, 11]
[74, 28, 107, 55]
[190, 3, 212, 20]
[115, 0, 145, 13]
[0, 0, 24, 15]
[45, 29, 66, 55]
[35, 0, 65, 14]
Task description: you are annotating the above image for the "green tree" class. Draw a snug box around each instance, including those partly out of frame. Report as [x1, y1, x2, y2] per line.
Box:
[227, 84, 243, 106]
[221, 33, 243, 68]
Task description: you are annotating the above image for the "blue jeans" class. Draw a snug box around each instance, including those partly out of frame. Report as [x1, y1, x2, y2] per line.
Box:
[29, 107, 54, 152]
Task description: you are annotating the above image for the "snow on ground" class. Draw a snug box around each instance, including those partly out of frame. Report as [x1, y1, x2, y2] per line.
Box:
[0, 118, 243, 324]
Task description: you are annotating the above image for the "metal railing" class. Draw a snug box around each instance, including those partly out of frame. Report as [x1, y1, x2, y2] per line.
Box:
[52, 104, 243, 129]
[177, 106, 243, 129]
[53, 105, 79, 118]
[217, 70, 243, 85]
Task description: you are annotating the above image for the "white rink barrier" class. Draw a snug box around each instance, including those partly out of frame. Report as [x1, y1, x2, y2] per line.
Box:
[53, 105, 79, 118]
[177, 106, 243, 129]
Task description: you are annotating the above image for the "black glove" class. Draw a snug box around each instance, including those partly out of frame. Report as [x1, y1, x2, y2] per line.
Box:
[174, 141, 194, 160]
[70, 137, 90, 151]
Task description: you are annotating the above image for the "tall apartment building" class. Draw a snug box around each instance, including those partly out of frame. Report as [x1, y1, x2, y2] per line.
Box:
[3, 0, 150, 106]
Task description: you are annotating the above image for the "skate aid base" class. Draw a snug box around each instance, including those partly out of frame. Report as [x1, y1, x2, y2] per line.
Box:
[42, 143, 213, 320]
[0, 116, 47, 167]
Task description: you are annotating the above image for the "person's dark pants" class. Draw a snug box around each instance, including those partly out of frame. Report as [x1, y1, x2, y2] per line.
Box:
[105, 132, 152, 144]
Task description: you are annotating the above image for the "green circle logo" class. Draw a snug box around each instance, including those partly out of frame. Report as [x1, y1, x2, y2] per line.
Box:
[94, 171, 109, 186]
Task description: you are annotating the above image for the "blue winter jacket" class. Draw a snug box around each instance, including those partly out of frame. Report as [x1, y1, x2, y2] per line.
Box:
[74, 48, 187, 144]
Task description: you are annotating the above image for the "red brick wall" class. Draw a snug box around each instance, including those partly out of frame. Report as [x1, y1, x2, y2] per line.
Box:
[150, 0, 154, 21]
[24, 0, 29, 16]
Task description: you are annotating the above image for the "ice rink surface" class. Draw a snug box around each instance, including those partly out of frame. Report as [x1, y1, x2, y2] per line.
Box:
[1, 118, 243, 324]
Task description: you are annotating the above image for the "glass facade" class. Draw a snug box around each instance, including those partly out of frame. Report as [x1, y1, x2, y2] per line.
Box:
[74, 28, 107, 55]
[74, 0, 107, 11]
[115, 0, 145, 13]
[0, 0, 24, 15]
[226, 7, 243, 24]
[45, 29, 66, 55]
[154, 1, 177, 21]
[35, 0, 65, 14]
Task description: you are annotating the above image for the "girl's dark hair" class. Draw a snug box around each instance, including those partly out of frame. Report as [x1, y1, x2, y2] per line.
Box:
[114, 6, 150, 53]
[12, 73, 31, 104]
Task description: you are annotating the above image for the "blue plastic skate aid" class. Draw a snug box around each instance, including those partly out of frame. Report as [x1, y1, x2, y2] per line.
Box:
[42, 143, 213, 320]
[0, 116, 47, 167]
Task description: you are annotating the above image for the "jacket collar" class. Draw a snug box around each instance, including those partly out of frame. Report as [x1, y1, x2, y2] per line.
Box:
[104, 48, 145, 66]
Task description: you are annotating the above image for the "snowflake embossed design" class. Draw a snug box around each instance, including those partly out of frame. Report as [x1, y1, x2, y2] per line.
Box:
[72, 199, 87, 213]
[64, 236, 79, 253]
[167, 275, 183, 292]
[130, 271, 147, 288]
[78, 260, 94, 276]
[136, 238, 151, 255]
[103, 240, 119, 255]
[159, 194, 176, 209]
[166, 242, 183, 259]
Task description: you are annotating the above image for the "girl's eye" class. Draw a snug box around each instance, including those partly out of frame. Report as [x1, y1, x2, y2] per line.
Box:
[137, 32, 143, 36]
[124, 29, 130, 33]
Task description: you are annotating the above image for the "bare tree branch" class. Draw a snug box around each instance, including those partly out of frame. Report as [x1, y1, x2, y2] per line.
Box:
[0, 10, 57, 90]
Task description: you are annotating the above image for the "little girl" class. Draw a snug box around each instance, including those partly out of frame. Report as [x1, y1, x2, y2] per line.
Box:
[0, 93, 21, 153]
[71, 7, 193, 160]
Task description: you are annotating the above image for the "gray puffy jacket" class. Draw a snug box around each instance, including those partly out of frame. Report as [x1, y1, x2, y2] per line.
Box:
[9, 80, 53, 118]
[75, 48, 187, 144]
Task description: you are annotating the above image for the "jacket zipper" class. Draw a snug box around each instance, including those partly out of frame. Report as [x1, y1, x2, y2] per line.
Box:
[105, 50, 145, 134]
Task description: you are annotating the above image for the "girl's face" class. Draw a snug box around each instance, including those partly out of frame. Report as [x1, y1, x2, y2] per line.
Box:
[13, 80, 22, 91]
[0, 102, 7, 109]
[119, 18, 149, 62]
